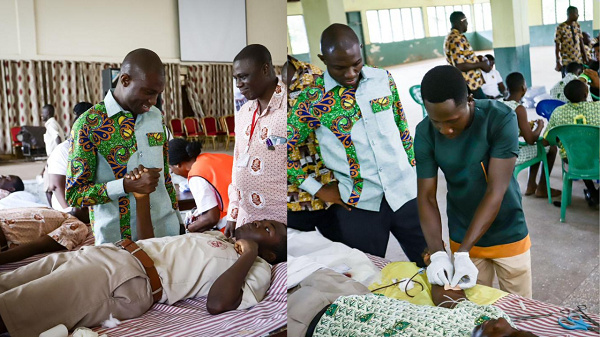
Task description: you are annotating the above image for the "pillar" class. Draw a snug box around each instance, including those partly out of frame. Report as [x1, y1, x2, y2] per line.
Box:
[490, 0, 532, 86]
[301, 0, 347, 68]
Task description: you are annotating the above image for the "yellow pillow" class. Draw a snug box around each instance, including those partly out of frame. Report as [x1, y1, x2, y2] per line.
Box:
[368, 261, 508, 306]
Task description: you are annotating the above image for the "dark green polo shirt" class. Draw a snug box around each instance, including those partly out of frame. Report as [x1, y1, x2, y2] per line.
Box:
[414, 99, 529, 257]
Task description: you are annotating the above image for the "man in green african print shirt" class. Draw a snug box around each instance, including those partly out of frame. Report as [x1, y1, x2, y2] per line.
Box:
[66, 49, 182, 244]
[287, 24, 427, 263]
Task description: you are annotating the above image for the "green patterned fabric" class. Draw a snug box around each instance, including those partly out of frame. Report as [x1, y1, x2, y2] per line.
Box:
[66, 101, 178, 241]
[313, 294, 512, 337]
[544, 102, 600, 159]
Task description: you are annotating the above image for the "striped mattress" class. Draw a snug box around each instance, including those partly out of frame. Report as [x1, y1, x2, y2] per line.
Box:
[0, 232, 286, 337]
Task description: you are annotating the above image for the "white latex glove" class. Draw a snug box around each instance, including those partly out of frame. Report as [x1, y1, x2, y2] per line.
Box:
[426, 251, 454, 286]
[450, 252, 479, 289]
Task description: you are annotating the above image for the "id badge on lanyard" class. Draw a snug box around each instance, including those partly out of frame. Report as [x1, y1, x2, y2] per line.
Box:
[237, 106, 259, 168]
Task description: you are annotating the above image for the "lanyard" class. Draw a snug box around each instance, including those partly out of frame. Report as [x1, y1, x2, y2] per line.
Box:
[245, 106, 260, 153]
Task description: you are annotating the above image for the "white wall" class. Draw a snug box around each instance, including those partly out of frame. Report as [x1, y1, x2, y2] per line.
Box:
[246, 0, 287, 65]
[0, 0, 286, 64]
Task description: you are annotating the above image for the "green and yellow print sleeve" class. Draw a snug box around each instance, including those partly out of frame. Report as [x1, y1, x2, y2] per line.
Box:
[163, 126, 179, 211]
[387, 72, 416, 166]
[66, 116, 112, 207]
[287, 86, 322, 187]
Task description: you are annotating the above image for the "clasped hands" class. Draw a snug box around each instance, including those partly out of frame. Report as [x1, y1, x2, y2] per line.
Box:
[123, 164, 162, 199]
[427, 251, 478, 290]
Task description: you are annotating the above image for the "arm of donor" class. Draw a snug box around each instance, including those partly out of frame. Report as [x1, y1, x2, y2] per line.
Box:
[206, 239, 258, 314]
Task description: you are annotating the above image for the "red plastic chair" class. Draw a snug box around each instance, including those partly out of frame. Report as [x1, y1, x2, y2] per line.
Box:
[201, 116, 223, 150]
[170, 118, 186, 138]
[183, 117, 204, 142]
[10, 127, 23, 157]
[220, 115, 236, 150]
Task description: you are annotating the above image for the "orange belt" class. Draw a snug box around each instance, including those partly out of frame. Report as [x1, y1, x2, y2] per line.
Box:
[116, 239, 163, 302]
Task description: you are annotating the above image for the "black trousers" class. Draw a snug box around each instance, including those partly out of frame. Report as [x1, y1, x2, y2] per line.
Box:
[468, 86, 487, 99]
[316, 198, 427, 267]
[287, 208, 333, 232]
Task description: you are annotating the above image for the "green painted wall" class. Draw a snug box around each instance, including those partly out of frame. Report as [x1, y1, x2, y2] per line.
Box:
[293, 53, 312, 63]
[493, 44, 532, 87]
[364, 32, 492, 68]
[530, 21, 594, 47]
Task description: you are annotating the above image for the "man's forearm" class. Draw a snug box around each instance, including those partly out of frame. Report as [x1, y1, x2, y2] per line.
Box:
[455, 61, 486, 72]
[206, 251, 257, 314]
[188, 206, 220, 232]
[417, 193, 445, 252]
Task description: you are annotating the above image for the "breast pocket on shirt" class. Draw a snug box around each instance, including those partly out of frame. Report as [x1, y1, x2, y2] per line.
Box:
[370, 95, 397, 134]
[143, 131, 166, 169]
[146, 132, 165, 147]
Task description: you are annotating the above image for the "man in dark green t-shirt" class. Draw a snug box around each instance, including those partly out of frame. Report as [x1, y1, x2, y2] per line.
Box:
[414, 66, 531, 298]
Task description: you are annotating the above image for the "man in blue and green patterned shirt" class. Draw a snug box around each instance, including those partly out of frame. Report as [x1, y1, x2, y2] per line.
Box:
[288, 24, 426, 263]
[66, 48, 182, 244]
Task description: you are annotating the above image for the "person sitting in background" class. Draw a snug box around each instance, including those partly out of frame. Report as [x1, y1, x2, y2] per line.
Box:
[0, 207, 90, 265]
[0, 168, 286, 337]
[168, 139, 233, 233]
[501, 73, 559, 198]
[544, 80, 600, 208]
[582, 32, 594, 65]
[480, 55, 506, 99]
[46, 102, 93, 220]
[549, 62, 592, 102]
[41, 104, 64, 156]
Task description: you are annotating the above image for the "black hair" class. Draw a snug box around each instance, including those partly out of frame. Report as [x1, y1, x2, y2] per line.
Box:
[234, 44, 273, 68]
[485, 54, 495, 61]
[593, 42, 599, 48]
[168, 138, 202, 166]
[42, 104, 55, 116]
[566, 62, 583, 75]
[271, 231, 287, 265]
[320, 23, 360, 56]
[421, 65, 468, 106]
[567, 6, 578, 14]
[13, 175, 24, 192]
[73, 102, 93, 121]
[449, 11, 465, 25]
[564, 80, 587, 103]
[505, 72, 526, 93]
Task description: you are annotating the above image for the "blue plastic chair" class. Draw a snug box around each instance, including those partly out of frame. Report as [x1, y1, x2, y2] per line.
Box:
[535, 99, 565, 120]
[546, 125, 600, 222]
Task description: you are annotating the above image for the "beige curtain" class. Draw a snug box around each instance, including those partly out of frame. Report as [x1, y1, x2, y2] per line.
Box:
[184, 63, 234, 118]
[162, 63, 183, 124]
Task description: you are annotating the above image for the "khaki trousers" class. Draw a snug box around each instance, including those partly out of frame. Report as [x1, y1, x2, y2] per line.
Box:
[471, 249, 532, 298]
[0, 245, 153, 337]
[288, 269, 371, 337]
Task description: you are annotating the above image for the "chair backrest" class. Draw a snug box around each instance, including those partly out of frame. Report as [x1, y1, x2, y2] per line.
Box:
[170, 118, 183, 134]
[183, 117, 199, 135]
[409, 85, 424, 105]
[546, 125, 599, 179]
[10, 127, 21, 142]
[535, 99, 565, 120]
[202, 117, 218, 134]
[225, 115, 235, 134]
